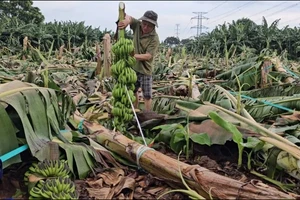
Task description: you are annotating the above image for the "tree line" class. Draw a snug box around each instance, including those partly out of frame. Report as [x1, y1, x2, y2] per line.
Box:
[164, 17, 300, 60]
[0, 0, 132, 57]
[1, 1, 299, 61]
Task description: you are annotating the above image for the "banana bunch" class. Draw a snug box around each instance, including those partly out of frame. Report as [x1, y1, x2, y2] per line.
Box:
[110, 37, 137, 131]
[111, 59, 137, 84]
[111, 37, 135, 61]
[24, 160, 71, 184]
[29, 177, 79, 199]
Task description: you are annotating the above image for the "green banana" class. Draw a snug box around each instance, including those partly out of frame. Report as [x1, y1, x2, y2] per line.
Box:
[111, 37, 137, 129]
[29, 187, 43, 198]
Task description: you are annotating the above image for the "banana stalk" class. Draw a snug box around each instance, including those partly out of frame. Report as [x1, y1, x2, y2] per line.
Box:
[118, 2, 125, 39]
[110, 2, 137, 132]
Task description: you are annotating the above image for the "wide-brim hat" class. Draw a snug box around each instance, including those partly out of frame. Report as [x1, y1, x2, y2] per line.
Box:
[138, 10, 158, 27]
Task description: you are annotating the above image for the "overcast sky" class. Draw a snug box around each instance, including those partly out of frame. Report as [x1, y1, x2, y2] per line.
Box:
[32, 1, 300, 42]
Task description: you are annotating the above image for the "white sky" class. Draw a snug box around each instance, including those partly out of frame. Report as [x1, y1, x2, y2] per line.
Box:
[33, 1, 300, 42]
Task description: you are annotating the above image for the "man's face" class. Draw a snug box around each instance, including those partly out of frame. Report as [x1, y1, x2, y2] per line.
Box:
[141, 20, 155, 34]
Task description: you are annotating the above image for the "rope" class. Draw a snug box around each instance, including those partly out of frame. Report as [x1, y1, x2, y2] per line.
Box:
[125, 85, 148, 146]
[0, 144, 29, 163]
[59, 129, 70, 133]
[230, 92, 294, 112]
[77, 119, 84, 133]
[283, 66, 300, 79]
[136, 145, 154, 169]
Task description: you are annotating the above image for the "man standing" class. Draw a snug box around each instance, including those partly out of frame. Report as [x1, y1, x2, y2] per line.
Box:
[118, 10, 160, 111]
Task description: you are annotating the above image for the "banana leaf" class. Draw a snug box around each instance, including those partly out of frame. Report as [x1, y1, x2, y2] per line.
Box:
[58, 142, 97, 179]
[219, 63, 261, 91]
[53, 127, 127, 180]
[0, 103, 21, 169]
[215, 61, 258, 80]
[152, 97, 177, 114]
[198, 85, 255, 121]
[200, 85, 235, 110]
[198, 83, 300, 122]
[0, 80, 74, 162]
[242, 95, 300, 122]
[241, 83, 300, 98]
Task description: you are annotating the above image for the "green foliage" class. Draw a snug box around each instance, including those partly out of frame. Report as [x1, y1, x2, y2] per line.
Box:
[179, 17, 300, 60]
[0, 10, 133, 58]
[164, 36, 180, 46]
[0, 0, 44, 24]
[152, 122, 211, 159]
[209, 111, 244, 168]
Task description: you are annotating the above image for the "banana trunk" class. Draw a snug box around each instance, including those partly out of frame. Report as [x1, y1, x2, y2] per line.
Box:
[73, 115, 298, 199]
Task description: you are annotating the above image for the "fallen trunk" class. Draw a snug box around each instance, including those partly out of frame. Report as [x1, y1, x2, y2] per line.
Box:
[271, 57, 295, 83]
[75, 116, 298, 199]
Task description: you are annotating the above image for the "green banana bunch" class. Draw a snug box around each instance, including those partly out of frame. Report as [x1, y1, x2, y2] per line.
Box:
[111, 37, 135, 60]
[29, 177, 78, 199]
[24, 159, 71, 185]
[110, 37, 138, 132]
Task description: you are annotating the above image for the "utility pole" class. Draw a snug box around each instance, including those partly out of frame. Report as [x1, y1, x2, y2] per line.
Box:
[191, 12, 209, 37]
[175, 24, 180, 38]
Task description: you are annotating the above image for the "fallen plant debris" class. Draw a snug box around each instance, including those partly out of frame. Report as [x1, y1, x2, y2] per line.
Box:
[1, 1, 300, 199]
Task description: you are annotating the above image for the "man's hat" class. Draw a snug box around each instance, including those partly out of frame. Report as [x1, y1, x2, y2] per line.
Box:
[138, 10, 158, 27]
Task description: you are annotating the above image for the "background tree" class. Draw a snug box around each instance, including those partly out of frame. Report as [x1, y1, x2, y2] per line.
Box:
[180, 38, 192, 46]
[0, 0, 45, 24]
[164, 36, 180, 46]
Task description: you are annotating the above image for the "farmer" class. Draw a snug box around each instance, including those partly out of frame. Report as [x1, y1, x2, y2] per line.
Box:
[118, 10, 160, 111]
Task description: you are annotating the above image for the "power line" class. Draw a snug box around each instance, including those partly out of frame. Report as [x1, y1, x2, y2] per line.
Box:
[207, 1, 252, 22]
[181, 19, 193, 39]
[280, 15, 300, 26]
[190, 12, 209, 37]
[208, 1, 254, 25]
[207, 1, 228, 13]
[175, 24, 180, 38]
[265, 2, 299, 18]
[247, 1, 287, 19]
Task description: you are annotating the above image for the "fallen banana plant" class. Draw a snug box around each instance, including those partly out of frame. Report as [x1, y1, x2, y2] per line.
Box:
[157, 151, 206, 200]
[73, 115, 298, 199]
[199, 84, 255, 121]
[204, 102, 300, 159]
[0, 80, 74, 162]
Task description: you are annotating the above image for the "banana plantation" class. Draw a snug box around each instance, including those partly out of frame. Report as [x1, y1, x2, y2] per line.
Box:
[1, 1, 300, 199]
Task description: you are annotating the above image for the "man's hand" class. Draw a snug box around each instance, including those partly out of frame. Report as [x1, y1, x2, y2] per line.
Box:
[118, 20, 128, 29]
[118, 14, 131, 29]
[134, 53, 152, 61]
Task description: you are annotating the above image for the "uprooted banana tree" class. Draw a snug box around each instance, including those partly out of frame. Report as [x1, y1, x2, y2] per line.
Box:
[0, 80, 121, 181]
[71, 114, 299, 199]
